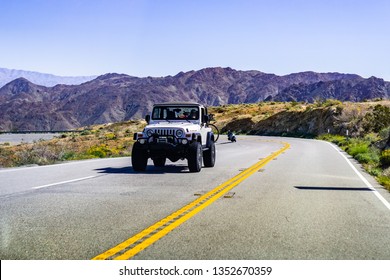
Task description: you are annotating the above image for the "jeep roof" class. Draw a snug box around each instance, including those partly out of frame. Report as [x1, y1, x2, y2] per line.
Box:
[153, 102, 203, 107]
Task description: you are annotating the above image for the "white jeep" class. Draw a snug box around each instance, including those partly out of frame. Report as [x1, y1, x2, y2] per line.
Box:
[132, 102, 216, 172]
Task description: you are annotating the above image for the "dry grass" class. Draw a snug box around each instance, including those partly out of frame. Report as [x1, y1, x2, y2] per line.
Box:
[209, 102, 307, 133]
[1, 100, 389, 169]
[209, 100, 390, 134]
[0, 120, 145, 167]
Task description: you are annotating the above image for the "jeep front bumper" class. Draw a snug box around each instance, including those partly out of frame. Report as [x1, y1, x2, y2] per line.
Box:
[135, 134, 192, 159]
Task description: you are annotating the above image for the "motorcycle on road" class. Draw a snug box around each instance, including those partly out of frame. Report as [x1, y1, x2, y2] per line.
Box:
[227, 130, 236, 142]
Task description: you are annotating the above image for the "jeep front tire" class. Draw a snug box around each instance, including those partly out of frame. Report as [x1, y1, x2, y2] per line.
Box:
[131, 142, 148, 171]
[203, 140, 216, 167]
[188, 142, 202, 172]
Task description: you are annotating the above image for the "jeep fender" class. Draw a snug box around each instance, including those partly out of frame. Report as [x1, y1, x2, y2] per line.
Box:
[206, 132, 215, 148]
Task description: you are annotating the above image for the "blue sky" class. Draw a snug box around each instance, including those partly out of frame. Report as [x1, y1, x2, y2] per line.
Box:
[1, 0, 389, 80]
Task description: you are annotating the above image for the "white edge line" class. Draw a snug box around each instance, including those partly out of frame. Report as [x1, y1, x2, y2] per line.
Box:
[32, 176, 97, 190]
[325, 141, 390, 211]
[0, 157, 129, 173]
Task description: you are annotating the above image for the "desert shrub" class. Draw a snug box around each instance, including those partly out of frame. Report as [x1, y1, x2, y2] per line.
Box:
[378, 126, 390, 151]
[335, 104, 344, 114]
[61, 151, 76, 160]
[104, 132, 117, 140]
[346, 139, 369, 156]
[124, 129, 132, 137]
[354, 149, 379, 164]
[87, 145, 110, 158]
[378, 175, 390, 191]
[363, 132, 380, 143]
[383, 167, 390, 177]
[323, 99, 342, 107]
[380, 150, 390, 166]
[13, 140, 69, 166]
[80, 130, 92, 136]
[304, 106, 314, 112]
[363, 104, 390, 133]
[318, 134, 347, 147]
[319, 131, 390, 191]
[0, 147, 16, 167]
[379, 127, 390, 140]
[366, 167, 382, 177]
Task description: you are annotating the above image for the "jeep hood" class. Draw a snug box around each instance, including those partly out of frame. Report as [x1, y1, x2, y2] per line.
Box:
[145, 122, 200, 132]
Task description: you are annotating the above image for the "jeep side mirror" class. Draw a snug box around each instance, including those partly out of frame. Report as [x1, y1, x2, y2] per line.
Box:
[145, 115, 150, 124]
[203, 115, 209, 124]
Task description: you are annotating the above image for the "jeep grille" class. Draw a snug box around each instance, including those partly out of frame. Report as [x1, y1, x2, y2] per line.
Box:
[154, 129, 175, 136]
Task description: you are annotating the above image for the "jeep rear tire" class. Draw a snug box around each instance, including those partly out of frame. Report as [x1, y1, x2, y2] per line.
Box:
[203, 140, 215, 167]
[131, 143, 148, 171]
[188, 142, 202, 172]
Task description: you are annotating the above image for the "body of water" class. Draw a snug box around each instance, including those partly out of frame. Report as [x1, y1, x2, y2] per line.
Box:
[0, 133, 60, 145]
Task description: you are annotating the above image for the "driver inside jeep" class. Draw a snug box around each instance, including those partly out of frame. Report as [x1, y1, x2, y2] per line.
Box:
[188, 109, 198, 119]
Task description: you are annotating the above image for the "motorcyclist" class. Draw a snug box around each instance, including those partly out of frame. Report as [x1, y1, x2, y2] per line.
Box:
[227, 130, 236, 142]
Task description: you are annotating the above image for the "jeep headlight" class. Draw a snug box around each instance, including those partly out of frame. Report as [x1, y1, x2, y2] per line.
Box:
[145, 129, 153, 137]
[175, 129, 184, 138]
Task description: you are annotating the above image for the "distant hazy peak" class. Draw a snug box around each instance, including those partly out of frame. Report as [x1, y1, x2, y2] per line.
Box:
[0, 67, 97, 87]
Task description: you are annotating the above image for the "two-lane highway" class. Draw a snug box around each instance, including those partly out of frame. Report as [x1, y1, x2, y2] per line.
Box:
[0, 136, 389, 259]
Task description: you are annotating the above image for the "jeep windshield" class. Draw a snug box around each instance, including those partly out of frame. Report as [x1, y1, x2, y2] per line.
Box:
[152, 106, 200, 121]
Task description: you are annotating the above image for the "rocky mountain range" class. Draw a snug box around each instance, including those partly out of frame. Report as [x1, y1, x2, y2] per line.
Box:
[0, 67, 389, 131]
[0, 67, 97, 87]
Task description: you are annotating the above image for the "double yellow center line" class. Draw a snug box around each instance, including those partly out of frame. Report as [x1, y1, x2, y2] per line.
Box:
[93, 141, 290, 260]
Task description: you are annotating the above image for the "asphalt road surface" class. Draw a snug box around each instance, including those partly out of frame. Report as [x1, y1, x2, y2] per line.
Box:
[1, 136, 389, 260]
